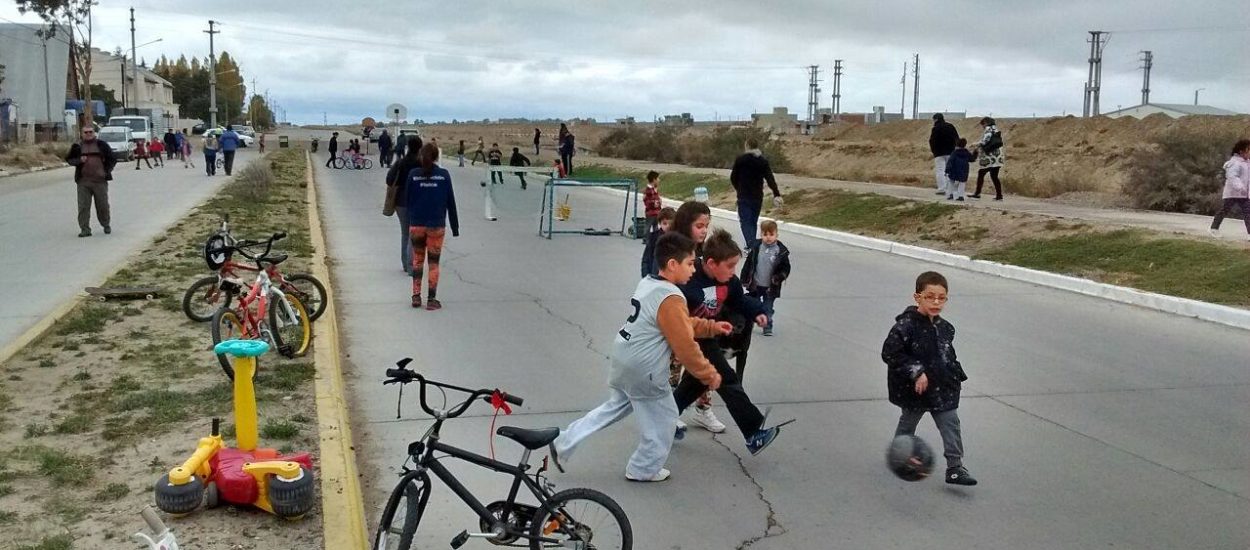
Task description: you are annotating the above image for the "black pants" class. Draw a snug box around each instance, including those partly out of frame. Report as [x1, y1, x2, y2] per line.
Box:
[222, 150, 236, 175]
[974, 167, 1002, 198]
[673, 339, 765, 439]
[1211, 198, 1250, 233]
[560, 151, 574, 175]
[379, 148, 392, 167]
[326, 150, 337, 167]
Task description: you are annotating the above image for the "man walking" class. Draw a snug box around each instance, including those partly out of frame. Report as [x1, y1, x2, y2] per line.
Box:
[325, 132, 339, 168]
[729, 138, 782, 246]
[929, 113, 959, 196]
[163, 129, 178, 161]
[219, 125, 241, 176]
[533, 127, 542, 155]
[378, 129, 393, 168]
[65, 126, 117, 237]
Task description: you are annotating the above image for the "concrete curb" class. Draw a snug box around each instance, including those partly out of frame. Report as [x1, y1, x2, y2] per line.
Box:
[306, 151, 370, 549]
[0, 164, 68, 179]
[594, 186, 1250, 331]
[0, 299, 81, 368]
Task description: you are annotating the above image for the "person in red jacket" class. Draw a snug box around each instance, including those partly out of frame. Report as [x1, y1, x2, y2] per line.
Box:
[133, 139, 152, 170]
[643, 170, 662, 234]
[148, 138, 165, 167]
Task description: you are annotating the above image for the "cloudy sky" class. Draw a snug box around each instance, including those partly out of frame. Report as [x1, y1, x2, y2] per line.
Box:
[3, 1, 1247, 124]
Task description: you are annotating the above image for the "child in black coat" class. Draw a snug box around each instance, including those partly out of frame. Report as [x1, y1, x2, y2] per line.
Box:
[640, 207, 676, 277]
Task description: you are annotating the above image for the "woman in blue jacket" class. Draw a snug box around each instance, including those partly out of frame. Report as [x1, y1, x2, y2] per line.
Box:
[404, 143, 460, 310]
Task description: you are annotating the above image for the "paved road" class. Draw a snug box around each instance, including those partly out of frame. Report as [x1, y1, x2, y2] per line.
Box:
[589, 156, 1235, 242]
[318, 158, 1249, 549]
[0, 149, 259, 353]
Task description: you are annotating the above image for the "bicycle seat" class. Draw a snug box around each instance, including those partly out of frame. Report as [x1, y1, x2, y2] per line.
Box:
[259, 253, 288, 266]
[496, 426, 560, 450]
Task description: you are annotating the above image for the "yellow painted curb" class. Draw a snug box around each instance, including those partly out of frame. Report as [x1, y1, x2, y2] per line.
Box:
[306, 151, 369, 549]
[0, 298, 80, 368]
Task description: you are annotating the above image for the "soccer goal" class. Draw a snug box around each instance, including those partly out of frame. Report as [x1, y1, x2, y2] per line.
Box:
[537, 177, 639, 239]
[480, 165, 558, 221]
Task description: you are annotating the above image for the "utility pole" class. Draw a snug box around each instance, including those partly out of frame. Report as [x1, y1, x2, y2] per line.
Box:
[806, 65, 821, 124]
[41, 30, 51, 121]
[1083, 31, 1108, 117]
[205, 20, 220, 128]
[911, 53, 920, 119]
[900, 61, 907, 117]
[323, 111, 328, 125]
[832, 59, 843, 116]
[130, 7, 137, 111]
[1139, 50, 1152, 105]
[1194, 88, 1205, 106]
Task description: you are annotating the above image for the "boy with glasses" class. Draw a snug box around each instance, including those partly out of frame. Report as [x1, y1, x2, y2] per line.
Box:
[881, 271, 977, 486]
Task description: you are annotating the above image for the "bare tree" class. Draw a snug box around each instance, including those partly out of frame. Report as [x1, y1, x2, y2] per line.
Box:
[18, 0, 96, 125]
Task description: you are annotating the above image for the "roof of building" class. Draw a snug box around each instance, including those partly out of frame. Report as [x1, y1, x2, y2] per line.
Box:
[90, 48, 173, 87]
[1103, 103, 1241, 117]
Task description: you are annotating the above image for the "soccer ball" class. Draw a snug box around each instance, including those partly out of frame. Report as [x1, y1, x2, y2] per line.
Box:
[886, 434, 935, 482]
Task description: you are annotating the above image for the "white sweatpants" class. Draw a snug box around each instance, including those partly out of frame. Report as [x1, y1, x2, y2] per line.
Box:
[933, 156, 950, 192]
[950, 179, 967, 199]
[553, 387, 677, 479]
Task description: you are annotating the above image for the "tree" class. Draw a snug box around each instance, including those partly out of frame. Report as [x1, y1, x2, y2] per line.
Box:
[89, 83, 119, 114]
[246, 94, 274, 130]
[18, 0, 97, 126]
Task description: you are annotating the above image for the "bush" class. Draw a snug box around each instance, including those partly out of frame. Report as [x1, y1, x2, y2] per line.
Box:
[683, 127, 791, 172]
[1123, 127, 1245, 214]
[223, 160, 274, 202]
[597, 126, 791, 173]
[597, 126, 684, 164]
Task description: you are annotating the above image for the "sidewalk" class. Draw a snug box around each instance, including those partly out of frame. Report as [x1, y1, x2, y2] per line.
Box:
[587, 155, 1222, 239]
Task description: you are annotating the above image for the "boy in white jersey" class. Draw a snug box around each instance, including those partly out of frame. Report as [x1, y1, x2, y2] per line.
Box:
[553, 232, 731, 482]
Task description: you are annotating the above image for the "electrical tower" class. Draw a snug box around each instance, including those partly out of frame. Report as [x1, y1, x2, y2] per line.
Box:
[835, 59, 845, 116]
[1139, 50, 1152, 105]
[912, 53, 920, 119]
[1083, 31, 1109, 117]
[900, 61, 907, 117]
[205, 20, 220, 128]
[806, 65, 822, 123]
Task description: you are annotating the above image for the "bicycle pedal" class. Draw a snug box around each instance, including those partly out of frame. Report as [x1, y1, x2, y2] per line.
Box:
[450, 531, 469, 549]
[278, 344, 294, 357]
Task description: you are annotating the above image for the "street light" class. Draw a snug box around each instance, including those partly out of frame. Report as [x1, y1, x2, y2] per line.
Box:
[218, 81, 245, 126]
[119, 38, 163, 109]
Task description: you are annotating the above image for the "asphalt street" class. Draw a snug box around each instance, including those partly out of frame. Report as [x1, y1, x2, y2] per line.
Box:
[0, 148, 258, 352]
[317, 147, 1250, 549]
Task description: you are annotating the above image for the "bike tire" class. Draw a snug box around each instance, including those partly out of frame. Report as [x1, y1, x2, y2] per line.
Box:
[363, 159, 374, 169]
[528, 488, 632, 550]
[283, 273, 328, 322]
[269, 293, 311, 358]
[210, 307, 245, 380]
[182, 275, 232, 322]
[372, 471, 430, 550]
[332, 157, 345, 169]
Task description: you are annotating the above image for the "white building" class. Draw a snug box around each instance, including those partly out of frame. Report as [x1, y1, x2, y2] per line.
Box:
[1102, 103, 1241, 119]
[89, 48, 179, 127]
[0, 23, 71, 124]
[751, 107, 799, 133]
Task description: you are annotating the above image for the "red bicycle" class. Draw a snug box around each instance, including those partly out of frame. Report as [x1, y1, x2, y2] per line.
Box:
[182, 215, 327, 323]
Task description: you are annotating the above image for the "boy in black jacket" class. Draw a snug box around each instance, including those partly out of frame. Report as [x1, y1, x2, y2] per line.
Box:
[740, 219, 791, 337]
[674, 228, 783, 455]
[881, 271, 977, 486]
[508, 147, 531, 189]
[640, 207, 676, 277]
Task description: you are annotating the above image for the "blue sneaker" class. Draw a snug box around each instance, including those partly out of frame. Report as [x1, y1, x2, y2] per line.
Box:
[745, 426, 780, 456]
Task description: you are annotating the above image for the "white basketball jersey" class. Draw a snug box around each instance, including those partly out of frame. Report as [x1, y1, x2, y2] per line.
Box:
[608, 276, 683, 399]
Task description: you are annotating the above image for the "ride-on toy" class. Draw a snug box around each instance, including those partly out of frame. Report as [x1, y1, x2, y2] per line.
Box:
[153, 339, 315, 519]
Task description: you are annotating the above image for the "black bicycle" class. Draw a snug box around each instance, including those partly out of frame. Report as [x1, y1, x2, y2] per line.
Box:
[375, 359, 632, 550]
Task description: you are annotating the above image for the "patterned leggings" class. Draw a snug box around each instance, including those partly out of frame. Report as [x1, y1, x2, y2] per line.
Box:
[409, 226, 446, 298]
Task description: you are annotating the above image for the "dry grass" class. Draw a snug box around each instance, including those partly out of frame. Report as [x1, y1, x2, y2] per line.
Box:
[0, 142, 71, 172]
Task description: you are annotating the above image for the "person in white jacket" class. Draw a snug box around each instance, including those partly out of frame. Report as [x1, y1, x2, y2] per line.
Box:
[1209, 139, 1250, 240]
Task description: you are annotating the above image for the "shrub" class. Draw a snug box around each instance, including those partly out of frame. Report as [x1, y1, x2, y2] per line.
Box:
[223, 160, 274, 202]
[683, 127, 791, 172]
[1123, 127, 1245, 214]
[597, 126, 791, 172]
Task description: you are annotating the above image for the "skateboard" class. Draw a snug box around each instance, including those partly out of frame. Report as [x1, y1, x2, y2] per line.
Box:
[85, 286, 162, 302]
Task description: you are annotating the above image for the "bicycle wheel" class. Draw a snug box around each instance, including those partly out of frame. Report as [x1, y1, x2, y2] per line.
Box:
[373, 472, 430, 550]
[270, 293, 311, 358]
[363, 159, 374, 169]
[332, 157, 345, 169]
[283, 273, 327, 322]
[528, 488, 631, 550]
[182, 275, 232, 322]
[210, 307, 246, 380]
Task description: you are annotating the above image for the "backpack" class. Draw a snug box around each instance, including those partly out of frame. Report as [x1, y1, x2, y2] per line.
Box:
[984, 131, 1003, 153]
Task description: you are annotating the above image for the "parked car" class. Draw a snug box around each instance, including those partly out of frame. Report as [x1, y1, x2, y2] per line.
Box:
[97, 126, 136, 160]
[236, 125, 256, 138]
[203, 127, 256, 148]
[396, 127, 421, 144]
[191, 123, 207, 135]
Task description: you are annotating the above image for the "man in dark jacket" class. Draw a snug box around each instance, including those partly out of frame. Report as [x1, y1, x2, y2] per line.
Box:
[729, 138, 782, 246]
[66, 126, 118, 237]
[508, 147, 531, 189]
[162, 130, 178, 160]
[377, 130, 393, 168]
[928, 113, 960, 196]
[325, 132, 339, 168]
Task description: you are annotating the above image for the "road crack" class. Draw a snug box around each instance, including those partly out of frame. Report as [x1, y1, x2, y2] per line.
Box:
[709, 434, 787, 549]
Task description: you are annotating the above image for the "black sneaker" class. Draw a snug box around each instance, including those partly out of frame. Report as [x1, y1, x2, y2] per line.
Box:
[77, 230, 91, 238]
[745, 426, 779, 456]
[945, 466, 978, 486]
[103, 225, 111, 234]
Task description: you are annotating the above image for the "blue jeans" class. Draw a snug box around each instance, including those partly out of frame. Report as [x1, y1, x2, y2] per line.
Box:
[395, 206, 412, 273]
[737, 200, 761, 246]
[748, 286, 775, 329]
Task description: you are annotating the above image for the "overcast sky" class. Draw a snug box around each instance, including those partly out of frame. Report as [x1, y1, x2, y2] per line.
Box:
[3, 1, 1247, 124]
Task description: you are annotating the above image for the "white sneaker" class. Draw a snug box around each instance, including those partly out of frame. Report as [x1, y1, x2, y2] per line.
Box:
[626, 468, 671, 482]
[1209, 228, 1219, 238]
[689, 405, 727, 433]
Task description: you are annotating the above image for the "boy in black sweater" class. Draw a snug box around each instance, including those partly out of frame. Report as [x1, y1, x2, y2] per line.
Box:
[640, 207, 676, 277]
[488, 143, 504, 184]
[674, 228, 784, 455]
[881, 271, 977, 486]
[509, 147, 532, 189]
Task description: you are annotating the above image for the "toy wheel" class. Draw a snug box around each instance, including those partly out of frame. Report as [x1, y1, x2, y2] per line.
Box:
[626, 226, 636, 239]
[154, 474, 204, 515]
[145, 294, 155, 300]
[98, 296, 108, 302]
[205, 481, 220, 508]
[268, 467, 315, 519]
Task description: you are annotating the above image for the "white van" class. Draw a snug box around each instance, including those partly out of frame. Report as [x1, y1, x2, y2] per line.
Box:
[106, 115, 152, 143]
[97, 126, 136, 160]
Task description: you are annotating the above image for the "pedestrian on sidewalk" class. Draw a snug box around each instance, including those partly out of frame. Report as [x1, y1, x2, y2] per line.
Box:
[202, 132, 219, 176]
[643, 171, 662, 234]
[554, 232, 730, 483]
[387, 136, 422, 274]
[929, 113, 960, 196]
[258, 133, 266, 154]
[377, 129, 393, 168]
[969, 117, 1005, 201]
[1209, 139, 1250, 240]
[729, 138, 782, 245]
[533, 127, 542, 155]
[163, 129, 178, 161]
[180, 129, 194, 169]
[404, 142, 460, 311]
[148, 138, 165, 167]
[65, 126, 117, 237]
[219, 125, 241, 176]
[944, 138, 973, 201]
[509, 146, 532, 189]
[133, 139, 153, 170]
[471, 137, 486, 165]
[882, 271, 977, 486]
[325, 132, 339, 168]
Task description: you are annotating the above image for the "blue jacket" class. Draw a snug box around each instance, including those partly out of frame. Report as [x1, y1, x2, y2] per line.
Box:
[219, 130, 241, 152]
[404, 165, 460, 235]
[944, 147, 972, 183]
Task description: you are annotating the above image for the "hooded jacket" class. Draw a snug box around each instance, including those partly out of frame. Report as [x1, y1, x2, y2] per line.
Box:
[944, 147, 973, 183]
[881, 306, 967, 412]
[1221, 155, 1249, 199]
[730, 150, 781, 205]
[929, 119, 959, 157]
[739, 239, 791, 297]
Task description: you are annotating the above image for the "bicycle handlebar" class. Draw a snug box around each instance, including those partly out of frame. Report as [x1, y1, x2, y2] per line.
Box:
[384, 359, 523, 419]
[207, 232, 287, 265]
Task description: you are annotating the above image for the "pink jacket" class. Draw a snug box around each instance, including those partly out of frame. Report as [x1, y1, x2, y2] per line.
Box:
[1222, 156, 1249, 199]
